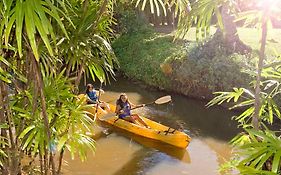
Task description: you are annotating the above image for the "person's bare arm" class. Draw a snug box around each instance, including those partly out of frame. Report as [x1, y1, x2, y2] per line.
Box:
[115, 105, 123, 115]
[130, 101, 145, 109]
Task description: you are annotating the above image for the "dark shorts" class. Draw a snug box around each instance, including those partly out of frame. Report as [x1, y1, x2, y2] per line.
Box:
[118, 115, 128, 119]
[87, 100, 97, 104]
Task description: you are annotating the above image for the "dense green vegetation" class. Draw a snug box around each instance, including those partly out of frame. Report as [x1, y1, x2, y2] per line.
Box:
[0, 0, 118, 174]
[113, 13, 257, 98]
[1, 0, 281, 174]
[113, 10, 281, 99]
[113, 28, 177, 90]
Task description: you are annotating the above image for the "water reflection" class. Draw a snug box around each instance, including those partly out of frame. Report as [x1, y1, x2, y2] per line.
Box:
[62, 133, 143, 175]
[107, 128, 191, 163]
[146, 138, 224, 175]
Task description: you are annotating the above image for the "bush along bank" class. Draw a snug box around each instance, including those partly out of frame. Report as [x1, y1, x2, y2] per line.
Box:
[112, 12, 255, 100]
[112, 28, 178, 90]
[166, 41, 255, 99]
[113, 28, 256, 100]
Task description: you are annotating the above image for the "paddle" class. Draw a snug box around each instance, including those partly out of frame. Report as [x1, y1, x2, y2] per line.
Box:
[131, 95, 172, 110]
[94, 81, 104, 120]
[148, 95, 172, 105]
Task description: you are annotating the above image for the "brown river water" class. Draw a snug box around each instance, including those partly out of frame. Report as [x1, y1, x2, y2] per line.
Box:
[62, 77, 239, 175]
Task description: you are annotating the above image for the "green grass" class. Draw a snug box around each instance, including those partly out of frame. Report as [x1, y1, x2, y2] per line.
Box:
[238, 27, 281, 56]
[179, 26, 281, 57]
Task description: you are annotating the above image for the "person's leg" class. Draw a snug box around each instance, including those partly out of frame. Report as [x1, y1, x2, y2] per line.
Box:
[131, 114, 149, 128]
[123, 116, 137, 124]
[87, 100, 95, 104]
[100, 102, 110, 110]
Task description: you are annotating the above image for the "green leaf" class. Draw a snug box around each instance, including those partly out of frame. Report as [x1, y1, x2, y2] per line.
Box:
[22, 130, 37, 150]
[15, 0, 24, 57]
[19, 125, 35, 139]
[25, 1, 39, 61]
[256, 151, 273, 170]
[57, 135, 68, 152]
[272, 150, 281, 173]
[149, 0, 154, 14]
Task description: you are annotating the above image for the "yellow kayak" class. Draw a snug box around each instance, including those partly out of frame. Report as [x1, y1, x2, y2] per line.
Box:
[79, 94, 191, 148]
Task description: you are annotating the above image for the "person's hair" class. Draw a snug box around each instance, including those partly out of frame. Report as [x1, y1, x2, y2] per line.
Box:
[116, 93, 128, 108]
[86, 84, 94, 94]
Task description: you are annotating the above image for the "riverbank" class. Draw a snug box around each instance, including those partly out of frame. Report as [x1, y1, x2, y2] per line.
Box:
[112, 29, 249, 100]
[112, 12, 281, 100]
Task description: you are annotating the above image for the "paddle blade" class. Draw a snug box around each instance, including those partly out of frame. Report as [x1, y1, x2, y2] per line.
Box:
[154, 95, 171, 104]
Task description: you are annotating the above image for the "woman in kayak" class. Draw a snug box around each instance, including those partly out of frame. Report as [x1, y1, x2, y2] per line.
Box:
[86, 84, 109, 110]
[115, 93, 150, 128]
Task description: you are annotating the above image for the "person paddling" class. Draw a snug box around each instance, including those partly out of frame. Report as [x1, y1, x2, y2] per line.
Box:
[115, 93, 150, 128]
[86, 84, 109, 110]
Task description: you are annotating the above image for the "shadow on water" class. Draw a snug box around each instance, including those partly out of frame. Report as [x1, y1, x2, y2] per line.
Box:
[112, 148, 184, 175]
[162, 95, 240, 141]
[105, 130, 191, 175]
[86, 117, 192, 175]
[101, 126, 191, 163]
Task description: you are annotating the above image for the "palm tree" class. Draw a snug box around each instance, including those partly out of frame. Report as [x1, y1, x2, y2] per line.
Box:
[55, 0, 118, 89]
[14, 70, 96, 174]
[0, 0, 118, 174]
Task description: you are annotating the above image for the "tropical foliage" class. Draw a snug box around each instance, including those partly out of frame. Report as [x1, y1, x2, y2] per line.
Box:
[1, 0, 281, 174]
[231, 128, 281, 174]
[193, 0, 281, 174]
[0, 0, 118, 174]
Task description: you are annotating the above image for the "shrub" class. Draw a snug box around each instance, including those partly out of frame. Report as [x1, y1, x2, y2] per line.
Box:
[113, 28, 186, 89]
[113, 11, 256, 100]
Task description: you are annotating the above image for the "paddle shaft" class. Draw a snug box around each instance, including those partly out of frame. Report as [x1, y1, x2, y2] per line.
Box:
[131, 95, 171, 110]
[95, 82, 103, 115]
[130, 102, 153, 110]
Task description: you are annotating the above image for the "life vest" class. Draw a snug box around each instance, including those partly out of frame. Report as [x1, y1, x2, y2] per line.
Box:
[87, 90, 98, 103]
[118, 102, 131, 119]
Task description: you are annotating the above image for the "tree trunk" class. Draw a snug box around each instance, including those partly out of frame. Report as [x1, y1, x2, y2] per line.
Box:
[93, 0, 109, 30]
[252, 15, 268, 129]
[200, 5, 252, 59]
[1, 83, 20, 175]
[39, 152, 44, 175]
[74, 61, 85, 92]
[30, 53, 56, 175]
[0, 60, 21, 175]
[0, 82, 9, 175]
[57, 149, 64, 174]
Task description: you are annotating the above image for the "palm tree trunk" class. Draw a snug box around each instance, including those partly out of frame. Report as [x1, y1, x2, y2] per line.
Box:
[30, 52, 56, 175]
[39, 152, 44, 175]
[206, 5, 251, 56]
[1, 84, 20, 175]
[252, 15, 268, 129]
[0, 83, 9, 175]
[66, 62, 72, 78]
[93, 0, 109, 30]
[57, 149, 64, 174]
[74, 61, 85, 92]
[0, 59, 21, 174]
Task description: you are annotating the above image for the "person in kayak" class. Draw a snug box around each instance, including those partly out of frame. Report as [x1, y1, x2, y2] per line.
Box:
[86, 84, 109, 110]
[115, 93, 150, 128]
